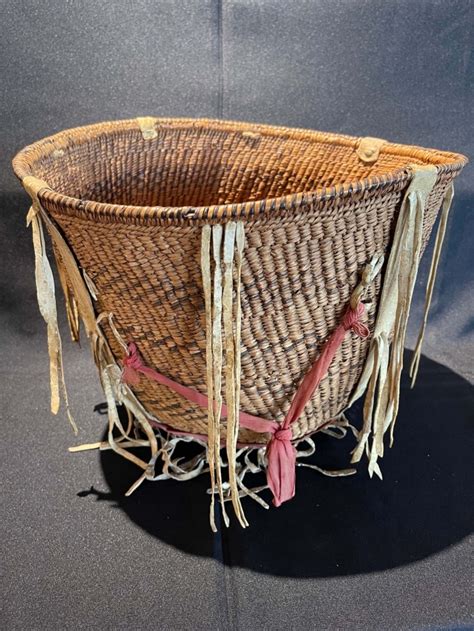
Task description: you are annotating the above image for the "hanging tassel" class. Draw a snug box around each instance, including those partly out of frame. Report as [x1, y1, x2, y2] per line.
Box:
[23, 177, 162, 493]
[210, 225, 230, 527]
[201, 221, 248, 529]
[55, 247, 81, 343]
[223, 222, 248, 527]
[201, 225, 219, 531]
[72, 323, 161, 498]
[23, 174, 101, 435]
[100, 364, 150, 473]
[26, 204, 78, 434]
[22, 177, 97, 340]
[233, 224, 247, 509]
[348, 165, 438, 477]
[409, 183, 455, 386]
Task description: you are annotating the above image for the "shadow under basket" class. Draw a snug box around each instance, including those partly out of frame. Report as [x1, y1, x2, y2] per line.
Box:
[12, 117, 467, 529]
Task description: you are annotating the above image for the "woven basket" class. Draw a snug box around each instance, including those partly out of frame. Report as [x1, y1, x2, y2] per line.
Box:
[13, 117, 467, 527]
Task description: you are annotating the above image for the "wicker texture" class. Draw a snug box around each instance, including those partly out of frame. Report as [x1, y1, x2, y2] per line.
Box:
[13, 118, 467, 444]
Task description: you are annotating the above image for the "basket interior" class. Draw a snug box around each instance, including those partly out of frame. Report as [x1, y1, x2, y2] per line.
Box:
[19, 121, 461, 209]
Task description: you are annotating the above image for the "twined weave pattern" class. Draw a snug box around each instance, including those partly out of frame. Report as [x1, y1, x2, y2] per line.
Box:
[13, 118, 465, 444]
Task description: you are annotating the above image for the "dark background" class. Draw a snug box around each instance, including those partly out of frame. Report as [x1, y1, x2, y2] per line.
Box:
[1, 1, 473, 629]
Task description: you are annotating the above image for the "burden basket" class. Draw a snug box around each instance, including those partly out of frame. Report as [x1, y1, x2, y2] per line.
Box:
[13, 117, 467, 529]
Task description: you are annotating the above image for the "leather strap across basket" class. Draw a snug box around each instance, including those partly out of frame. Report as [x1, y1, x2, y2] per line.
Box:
[13, 117, 467, 529]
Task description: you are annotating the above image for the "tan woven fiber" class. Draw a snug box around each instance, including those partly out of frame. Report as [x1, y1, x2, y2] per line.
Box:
[13, 117, 467, 447]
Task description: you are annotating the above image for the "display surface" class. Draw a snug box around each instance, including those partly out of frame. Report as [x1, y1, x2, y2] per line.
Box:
[12, 117, 467, 528]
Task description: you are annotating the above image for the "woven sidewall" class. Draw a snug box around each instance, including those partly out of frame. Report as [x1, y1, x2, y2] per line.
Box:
[12, 118, 466, 444]
[44, 173, 452, 444]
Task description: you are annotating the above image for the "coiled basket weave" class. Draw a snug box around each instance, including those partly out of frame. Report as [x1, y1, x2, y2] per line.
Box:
[13, 117, 467, 529]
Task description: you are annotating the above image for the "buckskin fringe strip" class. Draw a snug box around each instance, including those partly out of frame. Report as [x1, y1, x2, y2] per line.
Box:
[55, 247, 81, 344]
[201, 221, 248, 529]
[233, 225, 247, 508]
[211, 225, 230, 527]
[202, 225, 223, 530]
[23, 177, 161, 498]
[24, 173, 100, 434]
[26, 203, 77, 434]
[409, 183, 454, 387]
[347, 165, 439, 478]
[222, 222, 248, 527]
[201, 226, 217, 530]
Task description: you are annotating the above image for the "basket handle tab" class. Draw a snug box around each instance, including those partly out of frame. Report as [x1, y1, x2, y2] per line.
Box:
[356, 137, 386, 164]
[137, 116, 158, 140]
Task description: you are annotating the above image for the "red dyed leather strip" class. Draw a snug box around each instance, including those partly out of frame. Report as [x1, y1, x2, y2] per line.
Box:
[121, 301, 368, 507]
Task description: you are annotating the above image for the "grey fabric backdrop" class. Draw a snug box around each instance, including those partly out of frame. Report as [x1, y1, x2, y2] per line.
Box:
[1, 1, 473, 630]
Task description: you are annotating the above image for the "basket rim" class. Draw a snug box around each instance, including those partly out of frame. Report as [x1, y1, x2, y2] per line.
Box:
[12, 116, 468, 225]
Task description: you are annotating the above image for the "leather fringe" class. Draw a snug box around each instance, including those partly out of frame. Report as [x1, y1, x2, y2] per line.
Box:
[348, 165, 443, 478]
[409, 183, 454, 386]
[201, 222, 247, 530]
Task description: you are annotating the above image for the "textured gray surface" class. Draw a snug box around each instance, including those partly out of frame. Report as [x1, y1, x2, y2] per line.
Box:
[1, 1, 473, 629]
